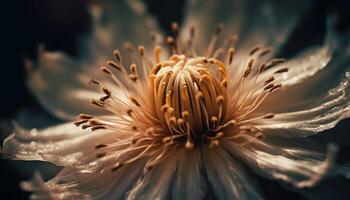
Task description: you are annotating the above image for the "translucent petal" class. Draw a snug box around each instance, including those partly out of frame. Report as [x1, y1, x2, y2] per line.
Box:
[222, 139, 350, 189]
[28, 0, 161, 120]
[257, 28, 350, 113]
[2, 121, 122, 170]
[259, 33, 333, 88]
[27, 51, 106, 120]
[126, 148, 183, 200]
[21, 159, 146, 200]
[181, 0, 311, 52]
[255, 70, 350, 137]
[21, 172, 90, 200]
[171, 149, 207, 200]
[202, 147, 262, 200]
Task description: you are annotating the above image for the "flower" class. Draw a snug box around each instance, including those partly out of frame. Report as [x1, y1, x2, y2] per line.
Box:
[2, 0, 350, 199]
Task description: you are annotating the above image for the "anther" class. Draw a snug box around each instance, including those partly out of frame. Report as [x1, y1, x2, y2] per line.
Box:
[177, 118, 185, 126]
[264, 76, 275, 85]
[113, 50, 121, 63]
[107, 60, 121, 71]
[264, 83, 275, 91]
[101, 67, 112, 75]
[129, 96, 141, 107]
[182, 111, 189, 120]
[263, 113, 275, 119]
[243, 59, 254, 78]
[270, 58, 286, 65]
[81, 124, 91, 130]
[102, 87, 112, 96]
[74, 119, 88, 127]
[269, 84, 282, 92]
[274, 68, 289, 74]
[228, 48, 235, 64]
[154, 45, 162, 63]
[82, 124, 92, 130]
[127, 109, 133, 117]
[130, 63, 137, 73]
[221, 79, 228, 88]
[91, 99, 105, 107]
[129, 74, 138, 82]
[166, 36, 175, 46]
[95, 143, 108, 149]
[216, 95, 224, 104]
[89, 119, 104, 126]
[89, 79, 101, 86]
[99, 96, 110, 101]
[169, 116, 176, 124]
[79, 114, 94, 120]
[259, 48, 272, 57]
[91, 126, 106, 132]
[249, 45, 262, 55]
[138, 46, 145, 56]
[185, 140, 194, 150]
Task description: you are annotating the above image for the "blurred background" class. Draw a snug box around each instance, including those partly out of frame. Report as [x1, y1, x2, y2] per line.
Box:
[1, 0, 350, 199]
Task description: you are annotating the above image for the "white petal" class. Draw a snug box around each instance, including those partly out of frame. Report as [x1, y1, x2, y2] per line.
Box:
[260, 28, 334, 88]
[181, 0, 310, 52]
[171, 149, 206, 200]
[28, 0, 161, 120]
[223, 139, 350, 188]
[257, 28, 350, 114]
[202, 147, 262, 200]
[126, 148, 183, 200]
[255, 70, 350, 137]
[28, 51, 107, 120]
[21, 159, 146, 200]
[20, 172, 90, 200]
[2, 122, 119, 171]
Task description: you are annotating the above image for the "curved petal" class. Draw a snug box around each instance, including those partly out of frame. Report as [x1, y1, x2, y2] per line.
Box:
[259, 31, 333, 88]
[20, 172, 90, 200]
[27, 51, 105, 120]
[28, 0, 161, 120]
[2, 121, 122, 172]
[257, 24, 350, 114]
[21, 159, 146, 200]
[181, 0, 311, 52]
[255, 69, 350, 137]
[222, 139, 350, 189]
[171, 149, 207, 200]
[126, 148, 183, 200]
[202, 147, 262, 200]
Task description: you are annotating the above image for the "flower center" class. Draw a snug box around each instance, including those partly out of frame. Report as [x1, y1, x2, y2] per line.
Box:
[149, 54, 229, 145]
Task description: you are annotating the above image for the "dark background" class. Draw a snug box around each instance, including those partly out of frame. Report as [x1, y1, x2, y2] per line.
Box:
[1, 0, 350, 199]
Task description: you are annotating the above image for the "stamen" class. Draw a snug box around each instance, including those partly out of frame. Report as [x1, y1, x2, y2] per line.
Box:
[243, 59, 254, 78]
[249, 45, 262, 55]
[228, 48, 235, 65]
[107, 60, 121, 71]
[113, 50, 122, 63]
[206, 23, 224, 57]
[274, 68, 289, 74]
[129, 96, 141, 107]
[259, 47, 272, 57]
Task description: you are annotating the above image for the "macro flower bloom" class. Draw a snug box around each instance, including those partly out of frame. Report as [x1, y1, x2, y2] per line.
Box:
[2, 0, 350, 199]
